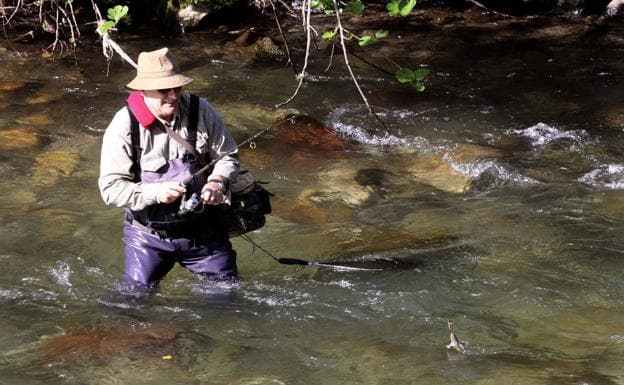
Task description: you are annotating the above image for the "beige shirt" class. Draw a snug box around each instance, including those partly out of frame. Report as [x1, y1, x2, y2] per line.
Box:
[98, 92, 239, 211]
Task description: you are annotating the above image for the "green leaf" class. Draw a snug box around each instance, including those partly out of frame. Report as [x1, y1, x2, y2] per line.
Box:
[413, 82, 426, 91]
[375, 29, 389, 39]
[386, 0, 400, 16]
[358, 35, 375, 46]
[322, 29, 337, 40]
[346, 0, 365, 16]
[400, 0, 417, 16]
[395, 68, 415, 83]
[98, 20, 115, 34]
[108, 5, 129, 23]
[386, 0, 417, 16]
[414, 68, 430, 81]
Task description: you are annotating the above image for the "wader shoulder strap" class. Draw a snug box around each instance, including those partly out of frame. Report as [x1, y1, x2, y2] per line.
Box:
[128, 94, 201, 179]
[128, 108, 141, 182]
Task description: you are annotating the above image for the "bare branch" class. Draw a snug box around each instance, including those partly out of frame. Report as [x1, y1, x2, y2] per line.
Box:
[276, 0, 313, 108]
[324, 42, 335, 72]
[268, 0, 298, 75]
[331, 0, 389, 134]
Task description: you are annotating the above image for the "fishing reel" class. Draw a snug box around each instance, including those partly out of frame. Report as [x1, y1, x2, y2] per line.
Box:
[178, 192, 202, 215]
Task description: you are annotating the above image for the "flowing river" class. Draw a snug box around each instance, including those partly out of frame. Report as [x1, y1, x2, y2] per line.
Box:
[1, 11, 624, 385]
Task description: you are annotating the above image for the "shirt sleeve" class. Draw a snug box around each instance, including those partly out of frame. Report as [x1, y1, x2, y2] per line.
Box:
[98, 107, 160, 210]
[199, 99, 240, 181]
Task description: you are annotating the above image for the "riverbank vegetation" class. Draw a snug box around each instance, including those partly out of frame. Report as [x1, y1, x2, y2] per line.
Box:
[2, 0, 622, 127]
[1, 1, 621, 54]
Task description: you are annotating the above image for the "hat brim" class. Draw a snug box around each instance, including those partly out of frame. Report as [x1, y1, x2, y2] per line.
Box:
[127, 74, 193, 91]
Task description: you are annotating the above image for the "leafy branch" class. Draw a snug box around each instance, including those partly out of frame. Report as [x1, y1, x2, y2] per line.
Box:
[97, 5, 128, 35]
[276, 0, 429, 131]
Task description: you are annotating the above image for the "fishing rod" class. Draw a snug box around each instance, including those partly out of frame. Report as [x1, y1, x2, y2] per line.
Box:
[182, 124, 275, 186]
[177, 123, 278, 214]
[239, 234, 383, 272]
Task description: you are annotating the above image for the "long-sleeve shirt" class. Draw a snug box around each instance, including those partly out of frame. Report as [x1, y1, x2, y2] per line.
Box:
[98, 92, 239, 211]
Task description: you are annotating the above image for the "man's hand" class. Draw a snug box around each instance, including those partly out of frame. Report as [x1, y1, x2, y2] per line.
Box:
[155, 182, 186, 204]
[201, 178, 226, 205]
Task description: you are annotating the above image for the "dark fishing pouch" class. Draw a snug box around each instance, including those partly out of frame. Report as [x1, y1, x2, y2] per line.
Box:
[222, 169, 272, 237]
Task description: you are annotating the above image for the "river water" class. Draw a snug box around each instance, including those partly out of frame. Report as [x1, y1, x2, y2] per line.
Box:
[1, 11, 624, 385]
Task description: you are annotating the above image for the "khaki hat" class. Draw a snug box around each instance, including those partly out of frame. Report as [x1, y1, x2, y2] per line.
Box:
[127, 47, 193, 90]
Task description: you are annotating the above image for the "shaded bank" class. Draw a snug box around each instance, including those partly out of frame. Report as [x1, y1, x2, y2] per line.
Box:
[1, 0, 623, 56]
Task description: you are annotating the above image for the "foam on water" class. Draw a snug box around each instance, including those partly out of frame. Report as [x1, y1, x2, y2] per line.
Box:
[328, 105, 431, 149]
[47, 261, 73, 288]
[331, 121, 412, 147]
[444, 155, 539, 186]
[579, 163, 624, 189]
[508, 122, 587, 147]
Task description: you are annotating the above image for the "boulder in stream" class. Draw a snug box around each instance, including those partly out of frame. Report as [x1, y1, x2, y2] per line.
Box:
[0, 127, 40, 151]
[36, 324, 187, 364]
[16, 111, 54, 126]
[0, 80, 27, 92]
[274, 114, 355, 153]
[31, 150, 80, 187]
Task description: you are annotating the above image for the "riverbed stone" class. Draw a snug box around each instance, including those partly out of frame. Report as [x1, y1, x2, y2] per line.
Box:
[401, 144, 504, 194]
[178, 4, 210, 28]
[600, 104, 624, 129]
[16, 111, 54, 126]
[0, 81, 27, 92]
[446, 143, 504, 164]
[25, 88, 64, 105]
[598, 191, 624, 218]
[31, 151, 80, 186]
[404, 153, 473, 194]
[252, 36, 284, 60]
[37, 324, 180, 363]
[515, 306, 624, 358]
[0, 127, 40, 150]
[274, 114, 355, 153]
[218, 102, 297, 133]
[33, 207, 79, 240]
[522, 90, 581, 117]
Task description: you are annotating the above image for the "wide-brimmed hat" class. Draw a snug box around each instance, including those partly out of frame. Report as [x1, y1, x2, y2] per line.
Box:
[127, 47, 193, 90]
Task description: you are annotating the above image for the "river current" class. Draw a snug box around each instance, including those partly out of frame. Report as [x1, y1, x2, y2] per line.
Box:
[1, 10, 624, 385]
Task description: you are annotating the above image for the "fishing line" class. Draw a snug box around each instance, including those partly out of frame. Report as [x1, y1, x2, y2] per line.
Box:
[239, 234, 382, 272]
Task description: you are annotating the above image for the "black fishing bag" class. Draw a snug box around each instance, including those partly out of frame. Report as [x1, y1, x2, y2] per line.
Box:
[223, 169, 272, 237]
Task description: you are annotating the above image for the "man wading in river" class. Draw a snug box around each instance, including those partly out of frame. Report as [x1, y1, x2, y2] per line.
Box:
[98, 47, 240, 290]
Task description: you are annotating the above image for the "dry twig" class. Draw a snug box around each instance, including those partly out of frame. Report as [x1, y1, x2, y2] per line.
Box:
[275, 0, 312, 107]
[331, 0, 388, 134]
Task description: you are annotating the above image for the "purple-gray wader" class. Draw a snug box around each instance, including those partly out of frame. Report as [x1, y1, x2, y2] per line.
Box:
[124, 158, 237, 288]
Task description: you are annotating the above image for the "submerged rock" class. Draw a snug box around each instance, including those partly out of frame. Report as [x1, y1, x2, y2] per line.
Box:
[219, 102, 297, 133]
[252, 36, 284, 60]
[274, 114, 355, 153]
[401, 143, 504, 194]
[37, 324, 181, 364]
[0, 80, 27, 92]
[32, 207, 79, 240]
[404, 152, 473, 194]
[25, 89, 65, 105]
[32, 151, 80, 187]
[0, 127, 40, 150]
[16, 112, 54, 126]
[598, 190, 624, 218]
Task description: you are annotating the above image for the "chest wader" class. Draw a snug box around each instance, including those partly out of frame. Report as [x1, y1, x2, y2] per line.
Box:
[122, 95, 237, 288]
[125, 95, 227, 239]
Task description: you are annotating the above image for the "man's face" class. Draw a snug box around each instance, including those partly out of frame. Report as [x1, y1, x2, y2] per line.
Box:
[142, 87, 182, 121]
